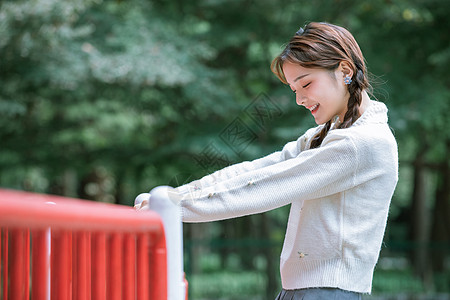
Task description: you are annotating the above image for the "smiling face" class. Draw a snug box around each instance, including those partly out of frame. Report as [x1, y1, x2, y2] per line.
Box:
[282, 61, 351, 125]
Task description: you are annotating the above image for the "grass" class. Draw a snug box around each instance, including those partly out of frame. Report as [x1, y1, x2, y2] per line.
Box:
[189, 271, 267, 300]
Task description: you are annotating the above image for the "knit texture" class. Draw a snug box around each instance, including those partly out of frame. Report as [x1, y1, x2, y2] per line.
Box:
[176, 100, 398, 294]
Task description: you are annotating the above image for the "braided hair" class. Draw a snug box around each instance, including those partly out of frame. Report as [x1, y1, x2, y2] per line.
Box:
[271, 22, 371, 149]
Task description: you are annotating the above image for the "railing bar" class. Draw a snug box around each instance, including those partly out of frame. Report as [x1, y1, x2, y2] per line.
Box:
[32, 229, 50, 300]
[10, 228, 29, 300]
[136, 233, 150, 300]
[92, 232, 107, 300]
[74, 231, 90, 300]
[51, 231, 72, 300]
[46, 228, 51, 299]
[87, 232, 92, 300]
[123, 234, 136, 300]
[108, 233, 123, 300]
[1, 228, 8, 300]
[0, 229, 1, 299]
[149, 232, 168, 300]
[26, 229, 30, 298]
[73, 231, 79, 300]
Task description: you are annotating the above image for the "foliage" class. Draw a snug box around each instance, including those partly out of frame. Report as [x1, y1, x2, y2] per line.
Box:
[189, 271, 267, 299]
[0, 0, 234, 199]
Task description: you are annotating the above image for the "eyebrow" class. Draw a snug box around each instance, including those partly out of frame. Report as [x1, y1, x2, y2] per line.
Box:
[294, 73, 310, 82]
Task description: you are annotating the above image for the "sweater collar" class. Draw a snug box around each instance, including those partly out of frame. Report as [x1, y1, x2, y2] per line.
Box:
[319, 100, 389, 134]
[351, 100, 388, 127]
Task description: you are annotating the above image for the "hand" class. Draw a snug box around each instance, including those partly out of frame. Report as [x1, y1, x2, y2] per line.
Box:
[134, 193, 150, 211]
[134, 199, 149, 210]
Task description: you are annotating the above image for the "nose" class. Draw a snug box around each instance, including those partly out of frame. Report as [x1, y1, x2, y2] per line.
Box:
[296, 94, 305, 106]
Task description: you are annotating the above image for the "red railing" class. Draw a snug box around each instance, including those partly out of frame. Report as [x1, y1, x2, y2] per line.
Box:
[0, 189, 168, 300]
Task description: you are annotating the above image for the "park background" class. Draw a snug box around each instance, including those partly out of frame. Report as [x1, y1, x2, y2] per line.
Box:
[1, 0, 449, 299]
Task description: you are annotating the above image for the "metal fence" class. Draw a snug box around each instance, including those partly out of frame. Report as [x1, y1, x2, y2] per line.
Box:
[0, 188, 186, 300]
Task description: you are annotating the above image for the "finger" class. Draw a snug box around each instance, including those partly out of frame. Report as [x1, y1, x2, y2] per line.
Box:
[134, 193, 150, 207]
[139, 199, 149, 210]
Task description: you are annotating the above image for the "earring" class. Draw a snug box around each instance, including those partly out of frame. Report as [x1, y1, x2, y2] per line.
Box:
[344, 75, 352, 85]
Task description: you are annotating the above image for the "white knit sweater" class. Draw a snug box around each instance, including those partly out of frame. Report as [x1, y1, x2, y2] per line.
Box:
[176, 100, 398, 294]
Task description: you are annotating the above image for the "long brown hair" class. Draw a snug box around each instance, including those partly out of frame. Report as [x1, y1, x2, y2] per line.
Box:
[271, 22, 371, 149]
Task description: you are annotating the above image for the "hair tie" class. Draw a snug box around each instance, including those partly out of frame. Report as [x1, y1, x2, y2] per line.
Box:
[357, 69, 364, 79]
[296, 27, 304, 36]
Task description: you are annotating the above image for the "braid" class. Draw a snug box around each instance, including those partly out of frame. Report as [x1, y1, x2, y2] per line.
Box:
[339, 69, 365, 129]
[311, 69, 368, 148]
[310, 120, 332, 149]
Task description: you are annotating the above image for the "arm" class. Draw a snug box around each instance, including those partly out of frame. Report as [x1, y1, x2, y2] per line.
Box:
[180, 132, 359, 222]
[175, 128, 315, 195]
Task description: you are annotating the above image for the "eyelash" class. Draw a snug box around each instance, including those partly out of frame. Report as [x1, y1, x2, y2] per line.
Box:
[292, 82, 311, 94]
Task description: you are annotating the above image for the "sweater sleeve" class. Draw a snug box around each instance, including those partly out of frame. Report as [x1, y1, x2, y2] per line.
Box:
[179, 131, 359, 223]
[175, 128, 315, 195]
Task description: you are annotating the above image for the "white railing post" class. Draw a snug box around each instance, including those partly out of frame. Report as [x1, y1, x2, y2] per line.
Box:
[136, 186, 185, 300]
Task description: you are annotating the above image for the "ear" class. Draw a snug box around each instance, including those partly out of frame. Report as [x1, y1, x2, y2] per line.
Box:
[338, 61, 354, 82]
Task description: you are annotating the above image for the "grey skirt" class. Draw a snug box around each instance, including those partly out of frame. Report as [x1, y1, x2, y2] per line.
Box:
[275, 288, 362, 300]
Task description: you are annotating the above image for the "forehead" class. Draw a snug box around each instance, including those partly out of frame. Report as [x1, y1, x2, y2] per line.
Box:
[282, 62, 318, 85]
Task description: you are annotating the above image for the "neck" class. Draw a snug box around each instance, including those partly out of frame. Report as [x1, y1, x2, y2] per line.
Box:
[335, 90, 371, 127]
[358, 90, 371, 116]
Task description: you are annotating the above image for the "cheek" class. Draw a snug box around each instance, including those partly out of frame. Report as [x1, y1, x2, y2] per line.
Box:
[309, 79, 345, 108]
[329, 89, 349, 115]
[317, 86, 344, 111]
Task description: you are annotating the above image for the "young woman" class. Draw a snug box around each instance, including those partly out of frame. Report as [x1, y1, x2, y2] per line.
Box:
[138, 22, 398, 299]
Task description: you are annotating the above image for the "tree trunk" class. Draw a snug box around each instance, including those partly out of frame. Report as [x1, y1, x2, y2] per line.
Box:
[261, 213, 278, 300]
[218, 219, 234, 269]
[239, 216, 256, 270]
[410, 149, 433, 285]
[430, 144, 450, 273]
[48, 169, 77, 197]
[187, 223, 208, 275]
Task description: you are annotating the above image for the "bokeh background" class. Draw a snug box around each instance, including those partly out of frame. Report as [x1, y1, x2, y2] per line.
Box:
[1, 0, 449, 299]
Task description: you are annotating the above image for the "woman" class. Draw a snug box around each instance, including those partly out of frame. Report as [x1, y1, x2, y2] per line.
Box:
[138, 22, 398, 299]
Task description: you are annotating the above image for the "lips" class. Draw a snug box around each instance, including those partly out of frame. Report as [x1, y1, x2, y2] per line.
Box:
[307, 104, 319, 114]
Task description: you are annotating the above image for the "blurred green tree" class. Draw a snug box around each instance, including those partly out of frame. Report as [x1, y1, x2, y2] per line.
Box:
[0, 0, 233, 201]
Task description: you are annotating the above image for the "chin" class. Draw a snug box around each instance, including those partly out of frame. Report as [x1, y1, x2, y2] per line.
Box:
[314, 116, 331, 125]
[314, 119, 325, 125]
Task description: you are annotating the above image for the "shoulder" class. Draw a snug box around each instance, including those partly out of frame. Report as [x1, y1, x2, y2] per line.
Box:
[326, 123, 396, 152]
[326, 100, 397, 151]
[324, 123, 398, 177]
